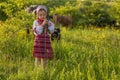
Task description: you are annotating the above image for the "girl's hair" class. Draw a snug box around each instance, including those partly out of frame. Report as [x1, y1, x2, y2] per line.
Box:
[38, 8, 47, 12]
[36, 5, 47, 14]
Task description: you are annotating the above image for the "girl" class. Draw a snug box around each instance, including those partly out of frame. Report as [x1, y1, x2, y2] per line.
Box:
[32, 5, 54, 69]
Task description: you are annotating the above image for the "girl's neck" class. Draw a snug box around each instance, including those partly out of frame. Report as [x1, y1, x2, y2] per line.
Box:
[37, 17, 44, 24]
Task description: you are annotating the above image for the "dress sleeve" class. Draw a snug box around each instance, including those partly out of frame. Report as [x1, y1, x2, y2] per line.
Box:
[33, 20, 43, 35]
[48, 20, 55, 34]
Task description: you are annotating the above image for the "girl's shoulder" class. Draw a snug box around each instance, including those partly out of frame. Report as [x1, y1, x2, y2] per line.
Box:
[33, 19, 39, 24]
[34, 19, 38, 22]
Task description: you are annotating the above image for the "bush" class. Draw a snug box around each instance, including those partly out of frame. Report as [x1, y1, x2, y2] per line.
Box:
[0, 0, 120, 28]
[50, 1, 120, 27]
[77, 1, 120, 27]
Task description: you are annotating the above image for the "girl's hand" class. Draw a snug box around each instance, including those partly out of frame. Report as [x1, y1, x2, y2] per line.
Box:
[48, 22, 51, 26]
[42, 19, 48, 26]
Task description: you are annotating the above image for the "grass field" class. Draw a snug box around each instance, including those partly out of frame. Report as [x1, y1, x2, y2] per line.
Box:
[0, 26, 120, 80]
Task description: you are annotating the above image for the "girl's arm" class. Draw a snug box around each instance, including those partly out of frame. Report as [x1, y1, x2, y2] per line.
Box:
[33, 20, 43, 35]
[48, 20, 54, 34]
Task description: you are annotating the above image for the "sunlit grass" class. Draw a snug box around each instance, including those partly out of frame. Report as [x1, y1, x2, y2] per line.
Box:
[0, 26, 120, 80]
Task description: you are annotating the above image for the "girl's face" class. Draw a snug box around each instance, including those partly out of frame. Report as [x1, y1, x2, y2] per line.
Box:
[37, 10, 47, 20]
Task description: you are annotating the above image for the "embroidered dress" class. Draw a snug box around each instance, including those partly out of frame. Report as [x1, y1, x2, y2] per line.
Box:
[33, 19, 54, 58]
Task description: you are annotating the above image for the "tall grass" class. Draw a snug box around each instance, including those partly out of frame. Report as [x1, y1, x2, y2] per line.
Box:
[0, 26, 120, 80]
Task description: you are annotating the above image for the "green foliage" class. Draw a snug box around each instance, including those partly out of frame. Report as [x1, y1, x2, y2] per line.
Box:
[0, 0, 120, 27]
[49, 1, 120, 27]
[0, 2, 8, 21]
[76, 1, 120, 27]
